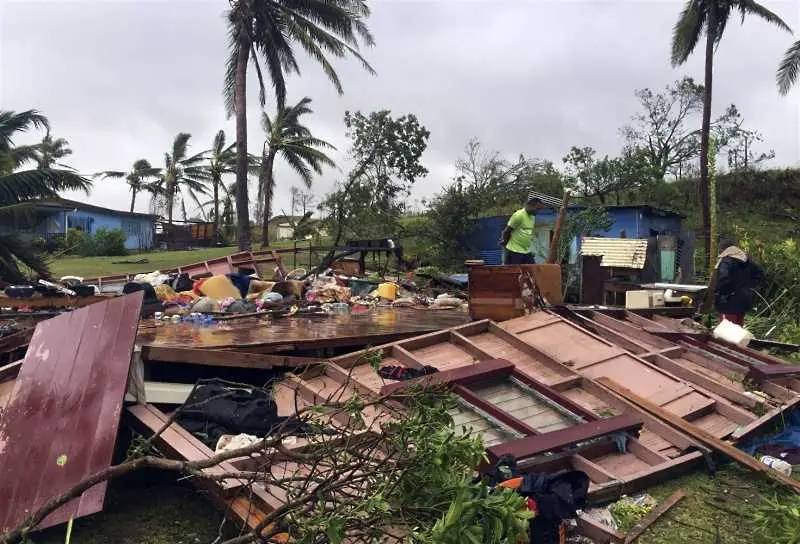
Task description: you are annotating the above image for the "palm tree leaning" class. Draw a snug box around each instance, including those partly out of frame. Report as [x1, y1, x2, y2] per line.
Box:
[224, 0, 375, 251]
[34, 130, 72, 169]
[95, 159, 162, 213]
[258, 97, 335, 245]
[671, 0, 791, 274]
[0, 110, 90, 281]
[777, 40, 800, 95]
[203, 130, 237, 245]
[156, 133, 209, 224]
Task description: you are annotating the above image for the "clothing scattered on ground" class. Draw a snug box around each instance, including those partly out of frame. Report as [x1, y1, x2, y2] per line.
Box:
[505, 207, 535, 255]
[378, 365, 439, 381]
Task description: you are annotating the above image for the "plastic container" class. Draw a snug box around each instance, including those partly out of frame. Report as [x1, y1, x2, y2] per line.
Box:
[377, 282, 399, 301]
[713, 319, 754, 347]
[349, 279, 378, 297]
[760, 455, 792, 476]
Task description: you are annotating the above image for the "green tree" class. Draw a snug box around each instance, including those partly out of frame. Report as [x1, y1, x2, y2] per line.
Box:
[95, 159, 162, 213]
[621, 77, 741, 180]
[224, 0, 375, 251]
[203, 130, 237, 244]
[671, 0, 791, 269]
[153, 132, 209, 224]
[777, 40, 800, 95]
[0, 110, 90, 281]
[257, 97, 335, 245]
[317, 110, 429, 272]
[34, 130, 72, 169]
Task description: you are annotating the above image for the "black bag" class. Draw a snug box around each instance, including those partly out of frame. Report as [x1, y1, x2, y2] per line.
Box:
[177, 379, 308, 448]
[172, 273, 192, 293]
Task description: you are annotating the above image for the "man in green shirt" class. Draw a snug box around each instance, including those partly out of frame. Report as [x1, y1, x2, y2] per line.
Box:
[499, 194, 542, 265]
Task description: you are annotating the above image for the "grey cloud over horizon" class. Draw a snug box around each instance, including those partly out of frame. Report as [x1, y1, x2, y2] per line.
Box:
[2, 0, 799, 218]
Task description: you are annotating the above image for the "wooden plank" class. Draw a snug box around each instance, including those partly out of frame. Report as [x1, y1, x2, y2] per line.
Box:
[572, 454, 620, 484]
[454, 385, 539, 436]
[0, 292, 143, 532]
[577, 513, 625, 544]
[380, 359, 515, 396]
[624, 490, 685, 543]
[0, 295, 113, 309]
[485, 414, 642, 462]
[142, 345, 321, 369]
[731, 396, 800, 441]
[595, 377, 800, 493]
[0, 360, 21, 383]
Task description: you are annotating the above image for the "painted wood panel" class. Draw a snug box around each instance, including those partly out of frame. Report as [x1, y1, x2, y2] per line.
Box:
[0, 292, 143, 532]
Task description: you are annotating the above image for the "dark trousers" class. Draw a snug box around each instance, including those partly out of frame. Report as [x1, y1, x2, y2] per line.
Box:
[504, 249, 535, 265]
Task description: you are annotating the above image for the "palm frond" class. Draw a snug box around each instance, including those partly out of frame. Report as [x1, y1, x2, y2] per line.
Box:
[738, 0, 792, 32]
[224, 26, 240, 118]
[281, 148, 314, 187]
[778, 39, 800, 94]
[172, 133, 192, 162]
[94, 170, 126, 179]
[0, 231, 49, 282]
[671, 0, 705, 66]
[0, 169, 90, 205]
[0, 110, 50, 150]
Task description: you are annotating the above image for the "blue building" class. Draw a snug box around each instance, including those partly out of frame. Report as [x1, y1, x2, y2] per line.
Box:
[473, 205, 686, 265]
[2, 197, 157, 250]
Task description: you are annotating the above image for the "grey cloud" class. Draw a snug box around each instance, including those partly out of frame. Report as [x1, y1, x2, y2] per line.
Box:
[2, 0, 798, 217]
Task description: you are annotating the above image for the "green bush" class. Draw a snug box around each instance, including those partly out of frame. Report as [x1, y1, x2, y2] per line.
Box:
[91, 228, 127, 256]
[65, 228, 127, 257]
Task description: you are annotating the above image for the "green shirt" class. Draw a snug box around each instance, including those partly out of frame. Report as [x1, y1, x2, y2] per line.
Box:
[505, 208, 535, 254]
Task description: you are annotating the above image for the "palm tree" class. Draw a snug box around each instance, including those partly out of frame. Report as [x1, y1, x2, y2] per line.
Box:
[154, 133, 209, 224]
[0, 110, 90, 281]
[258, 97, 335, 245]
[204, 130, 237, 244]
[671, 0, 791, 271]
[777, 40, 800, 94]
[95, 159, 162, 213]
[224, 0, 375, 250]
[34, 131, 72, 169]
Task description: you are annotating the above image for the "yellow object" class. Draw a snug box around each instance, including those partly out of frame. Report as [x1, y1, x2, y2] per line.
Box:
[377, 282, 399, 300]
[154, 284, 179, 301]
[199, 275, 242, 300]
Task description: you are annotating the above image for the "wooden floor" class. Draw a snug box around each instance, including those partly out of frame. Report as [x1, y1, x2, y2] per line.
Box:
[137, 308, 470, 352]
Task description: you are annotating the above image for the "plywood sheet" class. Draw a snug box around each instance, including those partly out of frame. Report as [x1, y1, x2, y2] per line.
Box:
[0, 292, 143, 532]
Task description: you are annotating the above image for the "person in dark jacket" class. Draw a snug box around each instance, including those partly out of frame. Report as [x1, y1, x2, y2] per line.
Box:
[714, 240, 763, 326]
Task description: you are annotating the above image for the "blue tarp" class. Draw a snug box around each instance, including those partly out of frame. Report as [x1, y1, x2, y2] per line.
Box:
[739, 408, 800, 456]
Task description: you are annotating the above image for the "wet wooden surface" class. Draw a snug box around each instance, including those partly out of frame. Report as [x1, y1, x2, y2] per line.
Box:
[0, 292, 143, 533]
[137, 308, 470, 351]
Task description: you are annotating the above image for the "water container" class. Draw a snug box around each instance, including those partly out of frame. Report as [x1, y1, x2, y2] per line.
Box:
[377, 282, 399, 301]
[760, 455, 792, 476]
[713, 319, 754, 347]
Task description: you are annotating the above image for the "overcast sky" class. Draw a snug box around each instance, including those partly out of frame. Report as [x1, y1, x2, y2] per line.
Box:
[2, 0, 799, 218]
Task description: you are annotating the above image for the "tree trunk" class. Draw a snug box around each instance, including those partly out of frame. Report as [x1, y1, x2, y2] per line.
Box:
[130, 189, 136, 214]
[260, 149, 276, 246]
[699, 26, 714, 276]
[234, 36, 251, 251]
[213, 176, 220, 246]
[167, 181, 174, 224]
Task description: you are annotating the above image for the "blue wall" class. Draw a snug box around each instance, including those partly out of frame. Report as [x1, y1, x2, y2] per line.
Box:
[472, 206, 684, 264]
[63, 209, 154, 250]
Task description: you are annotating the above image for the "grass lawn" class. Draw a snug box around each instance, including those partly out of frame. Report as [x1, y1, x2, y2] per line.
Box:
[47, 242, 302, 278]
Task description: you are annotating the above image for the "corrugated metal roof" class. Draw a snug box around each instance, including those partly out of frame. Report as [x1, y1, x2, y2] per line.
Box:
[580, 237, 648, 269]
[529, 191, 563, 209]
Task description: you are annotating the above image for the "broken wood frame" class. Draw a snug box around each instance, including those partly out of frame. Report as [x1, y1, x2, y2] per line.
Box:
[141, 345, 324, 370]
[561, 307, 800, 441]
[467, 264, 563, 322]
[312, 321, 708, 503]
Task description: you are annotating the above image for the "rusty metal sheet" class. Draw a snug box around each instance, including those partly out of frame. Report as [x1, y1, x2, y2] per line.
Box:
[137, 308, 470, 351]
[0, 292, 143, 533]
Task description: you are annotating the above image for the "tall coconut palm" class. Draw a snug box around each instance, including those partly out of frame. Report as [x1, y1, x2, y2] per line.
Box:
[34, 131, 72, 169]
[0, 110, 90, 281]
[203, 130, 237, 244]
[777, 40, 800, 94]
[671, 0, 791, 272]
[95, 159, 162, 213]
[224, 0, 375, 250]
[258, 97, 335, 245]
[154, 133, 210, 224]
